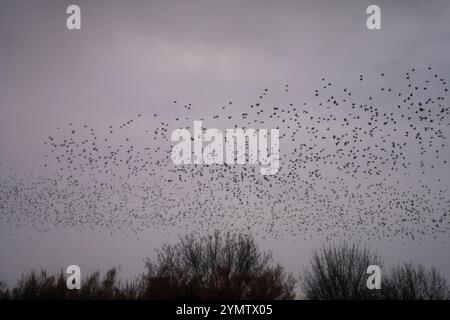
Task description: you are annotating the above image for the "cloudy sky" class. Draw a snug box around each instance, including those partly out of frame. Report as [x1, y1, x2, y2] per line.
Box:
[1, 0, 450, 285]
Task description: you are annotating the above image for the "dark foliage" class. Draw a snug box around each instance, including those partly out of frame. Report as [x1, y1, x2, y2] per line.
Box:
[141, 232, 296, 299]
[1, 235, 448, 300]
[301, 243, 449, 300]
[0, 268, 139, 300]
[382, 263, 450, 300]
[301, 243, 382, 299]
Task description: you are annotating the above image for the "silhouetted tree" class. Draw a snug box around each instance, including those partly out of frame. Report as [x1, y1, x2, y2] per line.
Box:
[382, 263, 450, 300]
[1, 267, 138, 300]
[9, 270, 67, 300]
[77, 267, 138, 300]
[141, 231, 296, 299]
[301, 243, 381, 299]
[2, 238, 449, 300]
[0, 281, 10, 300]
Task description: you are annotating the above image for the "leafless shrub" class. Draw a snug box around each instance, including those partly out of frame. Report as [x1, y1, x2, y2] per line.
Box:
[382, 263, 450, 300]
[141, 231, 296, 299]
[301, 243, 382, 299]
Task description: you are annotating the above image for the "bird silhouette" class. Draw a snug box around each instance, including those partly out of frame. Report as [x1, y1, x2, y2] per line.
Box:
[0, 67, 449, 244]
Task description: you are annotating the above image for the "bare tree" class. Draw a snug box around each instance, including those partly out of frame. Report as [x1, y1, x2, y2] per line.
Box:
[2, 267, 139, 300]
[142, 231, 296, 299]
[301, 243, 381, 299]
[382, 263, 450, 300]
[0, 281, 10, 300]
[9, 270, 67, 300]
[2, 239, 448, 300]
[75, 267, 139, 300]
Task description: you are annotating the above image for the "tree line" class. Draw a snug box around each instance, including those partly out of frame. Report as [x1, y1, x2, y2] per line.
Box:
[0, 232, 448, 300]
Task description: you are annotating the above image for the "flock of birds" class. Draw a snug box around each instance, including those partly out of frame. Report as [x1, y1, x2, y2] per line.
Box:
[1, 67, 450, 243]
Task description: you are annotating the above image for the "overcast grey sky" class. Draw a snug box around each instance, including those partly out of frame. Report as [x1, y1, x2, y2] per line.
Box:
[1, 0, 450, 285]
